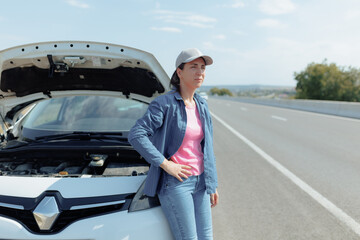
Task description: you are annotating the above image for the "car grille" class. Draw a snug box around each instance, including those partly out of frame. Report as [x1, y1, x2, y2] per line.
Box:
[0, 191, 134, 234]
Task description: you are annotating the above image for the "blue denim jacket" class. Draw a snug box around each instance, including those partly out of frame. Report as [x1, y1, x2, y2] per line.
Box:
[128, 91, 218, 197]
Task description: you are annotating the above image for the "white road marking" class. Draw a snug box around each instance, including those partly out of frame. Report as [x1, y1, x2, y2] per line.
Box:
[240, 107, 248, 111]
[271, 115, 287, 121]
[293, 109, 360, 123]
[210, 111, 360, 237]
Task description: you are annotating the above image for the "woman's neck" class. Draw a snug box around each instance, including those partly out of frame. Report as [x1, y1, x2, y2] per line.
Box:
[180, 87, 196, 106]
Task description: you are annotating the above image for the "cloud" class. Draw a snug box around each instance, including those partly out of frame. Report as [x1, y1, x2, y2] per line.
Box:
[150, 27, 182, 33]
[222, 0, 245, 8]
[66, 0, 90, 9]
[214, 34, 226, 40]
[233, 30, 248, 36]
[256, 18, 287, 28]
[259, 0, 295, 15]
[153, 10, 217, 28]
[232, 1, 245, 8]
[345, 9, 360, 20]
[202, 41, 243, 55]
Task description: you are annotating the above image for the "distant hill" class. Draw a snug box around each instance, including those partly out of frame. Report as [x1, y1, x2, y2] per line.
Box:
[199, 85, 295, 92]
[199, 85, 296, 99]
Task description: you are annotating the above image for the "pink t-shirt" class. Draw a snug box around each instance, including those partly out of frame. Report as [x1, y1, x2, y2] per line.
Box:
[171, 104, 204, 176]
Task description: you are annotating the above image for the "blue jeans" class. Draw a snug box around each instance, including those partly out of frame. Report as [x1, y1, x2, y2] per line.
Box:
[158, 173, 213, 240]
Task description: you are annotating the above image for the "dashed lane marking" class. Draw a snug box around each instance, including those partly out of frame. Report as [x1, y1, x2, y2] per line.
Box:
[271, 115, 287, 121]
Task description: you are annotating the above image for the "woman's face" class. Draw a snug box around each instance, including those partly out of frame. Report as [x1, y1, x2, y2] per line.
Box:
[177, 57, 206, 91]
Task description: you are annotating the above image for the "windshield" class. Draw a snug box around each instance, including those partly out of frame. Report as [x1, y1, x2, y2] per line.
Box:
[19, 95, 147, 139]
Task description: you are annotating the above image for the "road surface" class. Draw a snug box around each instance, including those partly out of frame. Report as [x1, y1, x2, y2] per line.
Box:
[209, 97, 360, 240]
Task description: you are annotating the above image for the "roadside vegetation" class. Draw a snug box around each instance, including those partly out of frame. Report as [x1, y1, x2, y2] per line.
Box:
[209, 87, 233, 96]
[294, 60, 360, 102]
[206, 60, 360, 102]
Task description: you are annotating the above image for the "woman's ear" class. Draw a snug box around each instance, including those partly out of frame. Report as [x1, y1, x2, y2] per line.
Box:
[176, 68, 182, 79]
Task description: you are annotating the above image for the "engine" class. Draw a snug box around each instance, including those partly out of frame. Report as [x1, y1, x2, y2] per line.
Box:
[0, 155, 149, 177]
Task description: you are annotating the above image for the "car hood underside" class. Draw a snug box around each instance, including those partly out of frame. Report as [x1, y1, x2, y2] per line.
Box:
[1, 65, 164, 98]
[0, 41, 170, 121]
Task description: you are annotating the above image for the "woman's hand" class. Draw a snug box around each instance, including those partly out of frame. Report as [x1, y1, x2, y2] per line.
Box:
[210, 189, 219, 208]
[160, 158, 192, 182]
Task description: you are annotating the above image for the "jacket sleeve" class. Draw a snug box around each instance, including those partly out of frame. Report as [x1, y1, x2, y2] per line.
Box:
[209, 115, 218, 189]
[128, 99, 166, 167]
[205, 102, 218, 191]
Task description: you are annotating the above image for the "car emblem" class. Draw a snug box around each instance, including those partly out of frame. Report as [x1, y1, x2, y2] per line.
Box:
[32, 196, 60, 230]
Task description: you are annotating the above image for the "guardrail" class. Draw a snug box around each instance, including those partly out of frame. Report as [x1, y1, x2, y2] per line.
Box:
[211, 96, 360, 119]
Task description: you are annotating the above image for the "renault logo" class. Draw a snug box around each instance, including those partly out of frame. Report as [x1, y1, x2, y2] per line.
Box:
[32, 196, 60, 230]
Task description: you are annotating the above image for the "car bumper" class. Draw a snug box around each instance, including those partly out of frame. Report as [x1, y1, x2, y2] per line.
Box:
[0, 206, 173, 240]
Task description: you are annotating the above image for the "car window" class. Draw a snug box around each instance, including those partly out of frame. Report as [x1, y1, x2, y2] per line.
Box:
[22, 95, 147, 132]
[30, 98, 63, 127]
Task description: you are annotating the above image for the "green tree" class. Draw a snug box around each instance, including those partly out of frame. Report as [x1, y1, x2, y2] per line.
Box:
[218, 88, 233, 96]
[209, 87, 233, 96]
[210, 87, 220, 96]
[294, 60, 360, 101]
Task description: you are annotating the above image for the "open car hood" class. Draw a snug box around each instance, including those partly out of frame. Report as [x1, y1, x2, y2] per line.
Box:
[0, 41, 170, 122]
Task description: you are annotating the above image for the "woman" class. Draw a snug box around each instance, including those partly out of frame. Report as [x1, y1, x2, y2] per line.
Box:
[128, 48, 219, 240]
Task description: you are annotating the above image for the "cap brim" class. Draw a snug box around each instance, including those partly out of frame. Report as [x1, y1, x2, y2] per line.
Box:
[183, 55, 213, 66]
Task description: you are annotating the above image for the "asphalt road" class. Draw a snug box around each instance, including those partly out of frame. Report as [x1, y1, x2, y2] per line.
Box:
[208, 98, 360, 240]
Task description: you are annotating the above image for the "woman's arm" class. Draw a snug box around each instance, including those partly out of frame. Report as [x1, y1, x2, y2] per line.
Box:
[128, 99, 166, 167]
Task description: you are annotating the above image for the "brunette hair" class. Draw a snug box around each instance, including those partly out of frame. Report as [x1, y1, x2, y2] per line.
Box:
[170, 63, 185, 91]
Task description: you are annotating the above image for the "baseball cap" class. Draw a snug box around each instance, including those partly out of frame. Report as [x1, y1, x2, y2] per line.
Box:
[175, 48, 213, 68]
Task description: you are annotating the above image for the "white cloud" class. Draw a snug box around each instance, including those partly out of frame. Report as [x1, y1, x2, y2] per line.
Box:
[345, 9, 360, 19]
[150, 27, 182, 33]
[229, 34, 360, 85]
[66, 0, 90, 9]
[256, 18, 287, 28]
[259, 0, 295, 15]
[153, 10, 217, 28]
[223, 0, 245, 8]
[214, 34, 226, 40]
[202, 41, 243, 55]
[233, 30, 248, 36]
[232, 1, 245, 8]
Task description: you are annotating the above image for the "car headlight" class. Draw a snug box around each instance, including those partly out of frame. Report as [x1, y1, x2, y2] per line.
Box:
[128, 180, 160, 212]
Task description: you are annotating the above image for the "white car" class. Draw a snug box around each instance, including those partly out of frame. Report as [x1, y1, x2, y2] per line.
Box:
[0, 41, 174, 239]
[199, 92, 208, 100]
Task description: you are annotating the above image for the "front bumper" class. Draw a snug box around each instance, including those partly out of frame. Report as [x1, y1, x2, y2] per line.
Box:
[0, 206, 173, 240]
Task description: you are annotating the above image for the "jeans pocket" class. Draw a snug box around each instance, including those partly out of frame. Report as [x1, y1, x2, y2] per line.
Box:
[166, 175, 184, 189]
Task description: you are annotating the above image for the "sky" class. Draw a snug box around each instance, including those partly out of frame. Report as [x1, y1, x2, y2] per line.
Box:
[1, 0, 360, 87]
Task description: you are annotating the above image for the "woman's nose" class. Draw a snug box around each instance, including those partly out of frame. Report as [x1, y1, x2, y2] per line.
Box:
[195, 68, 203, 75]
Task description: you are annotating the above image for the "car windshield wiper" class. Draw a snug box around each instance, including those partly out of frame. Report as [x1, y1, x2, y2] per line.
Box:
[34, 131, 127, 142]
[2, 140, 30, 149]
[1, 132, 128, 150]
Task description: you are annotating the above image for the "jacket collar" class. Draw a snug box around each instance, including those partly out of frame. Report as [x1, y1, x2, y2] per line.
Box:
[173, 91, 183, 101]
[194, 92, 205, 104]
[172, 90, 205, 104]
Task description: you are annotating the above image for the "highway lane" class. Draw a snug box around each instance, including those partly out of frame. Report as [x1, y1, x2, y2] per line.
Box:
[208, 97, 360, 239]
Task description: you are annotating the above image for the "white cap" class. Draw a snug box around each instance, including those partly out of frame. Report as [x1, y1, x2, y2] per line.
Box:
[175, 48, 213, 68]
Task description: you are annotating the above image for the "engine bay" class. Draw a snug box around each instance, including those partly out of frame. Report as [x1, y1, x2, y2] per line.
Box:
[0, 151, 149, 177]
